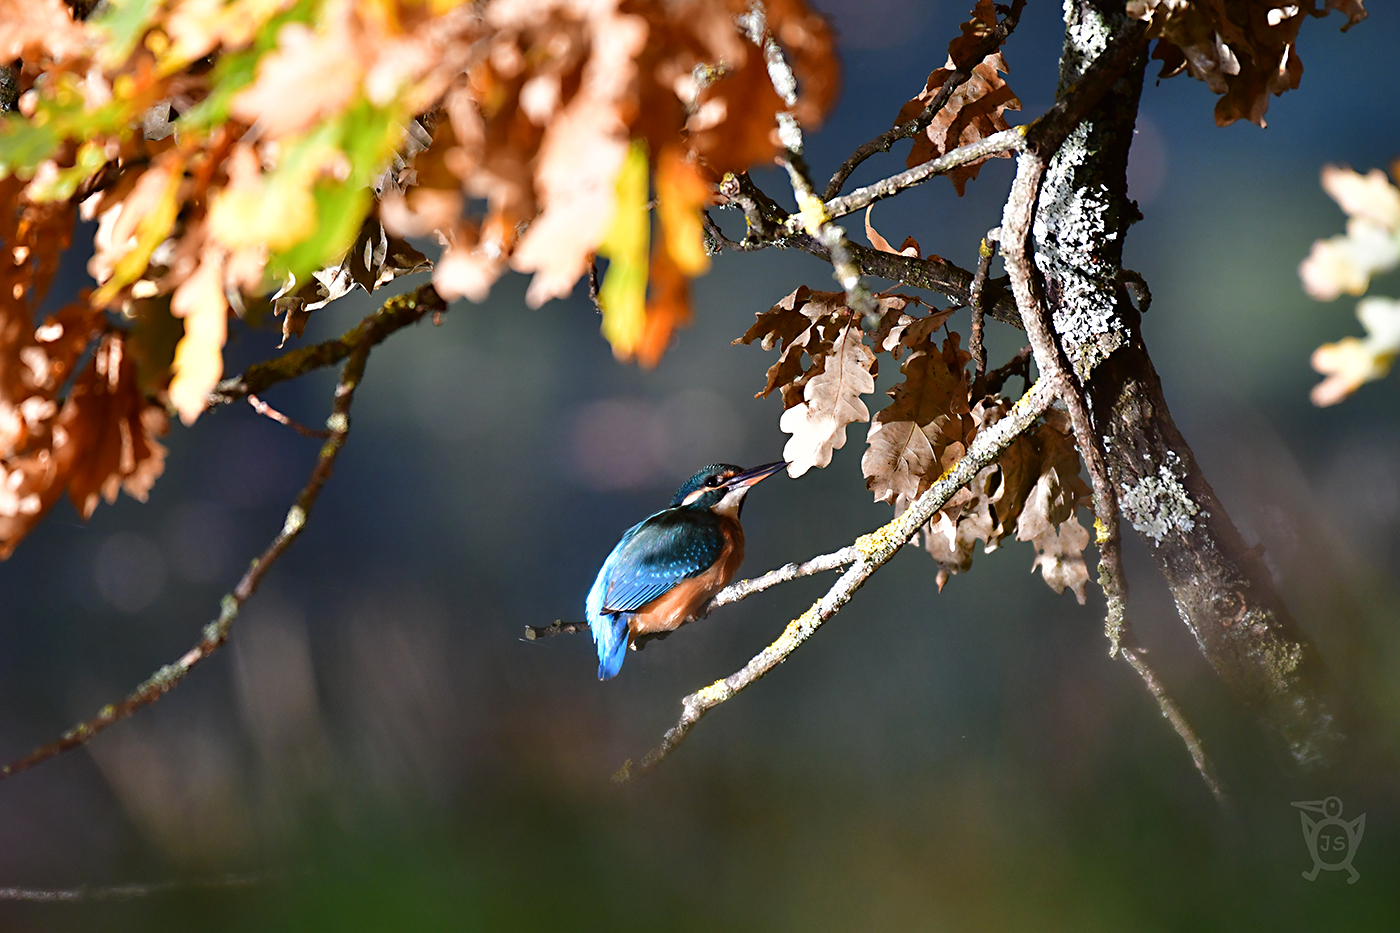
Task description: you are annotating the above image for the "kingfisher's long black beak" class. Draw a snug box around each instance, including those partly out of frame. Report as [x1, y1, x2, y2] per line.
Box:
[724, 461, 788, 489]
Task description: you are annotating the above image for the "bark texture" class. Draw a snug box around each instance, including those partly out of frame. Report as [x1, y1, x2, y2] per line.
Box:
[1036, 0, 1341, 766]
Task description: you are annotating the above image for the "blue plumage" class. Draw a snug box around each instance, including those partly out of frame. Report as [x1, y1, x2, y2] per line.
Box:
[584, 461, 786, 680]
[587, 511, 724, 680]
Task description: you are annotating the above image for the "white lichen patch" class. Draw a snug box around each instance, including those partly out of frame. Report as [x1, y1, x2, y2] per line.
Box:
[1120, 457, 1200, 545]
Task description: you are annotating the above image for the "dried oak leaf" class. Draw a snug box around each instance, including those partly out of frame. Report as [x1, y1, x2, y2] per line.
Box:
[897, 0, 1021, 195]
[56, 332, 168, 521]
[273, 216, 430, 347]
[1128, 0, 1367, 127]
[863, 330, 971, 513]
[865, 206, 920, 257]
[1015, 410, 1093, 602]
[735, 286, 848, 403]
[779, 316, 876, 477]
[169, 245, 229, 426]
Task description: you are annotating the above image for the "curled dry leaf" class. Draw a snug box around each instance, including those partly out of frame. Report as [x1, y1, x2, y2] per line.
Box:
[1129, 0, 1367, 127]
[897, 0, 1021, 195]
[864, 206, 920, 257]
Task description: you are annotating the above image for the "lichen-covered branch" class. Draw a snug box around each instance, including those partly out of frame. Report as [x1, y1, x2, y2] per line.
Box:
[0, 343, 376, 781]
[1033, 2, 1340, 767]
[968, 229, 1000, 396]
[745, 4, 876, 320]
[1002, 126, 1221, 801]
[700, 545, 860, 615]
[617, 378, 1055, 781]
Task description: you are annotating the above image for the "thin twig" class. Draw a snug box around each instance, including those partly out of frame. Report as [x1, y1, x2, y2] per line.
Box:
[701, 210, 766, 252]
[209, 282, 446, 406]
[523, 546, 860, 641]
[815, 129, 1025, 224]
[701, 545, 860, 615]
[0, 344, 375, 780]
[525, 620, 591, 640]
[617, 378, 1055, 781]
[968, 228, 1000, 397]
[823, 0, 1027, 200]
[588, 258, 602, 313]
[246, 393, 330, 438]
[1121, 646, 1226, 802]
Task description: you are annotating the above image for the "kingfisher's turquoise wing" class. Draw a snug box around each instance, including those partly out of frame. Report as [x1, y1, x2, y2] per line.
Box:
[599, 509, 725, 613]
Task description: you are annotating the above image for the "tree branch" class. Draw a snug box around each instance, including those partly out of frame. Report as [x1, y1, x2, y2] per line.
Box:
[209, 282, 446, 406]
[523, 545, 860, 641]
[0, 341, 378, 780]
[968, 229, 999, 397]
[246, 393, 330, 438]
[745, 5, 876, 320]
[1033, 2, 1340, 769]
[617, 378, 1055, 781]
[822, 0, 1027, 199]
[993, 8, 1225, 802]
[815, 129, 1024, 224]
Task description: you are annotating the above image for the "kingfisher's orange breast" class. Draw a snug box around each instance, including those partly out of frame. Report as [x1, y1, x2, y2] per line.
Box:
[628, 518, 744, 638]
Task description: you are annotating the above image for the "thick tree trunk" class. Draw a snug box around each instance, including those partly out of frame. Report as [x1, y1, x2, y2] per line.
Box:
[1035, 1, 1341, 766]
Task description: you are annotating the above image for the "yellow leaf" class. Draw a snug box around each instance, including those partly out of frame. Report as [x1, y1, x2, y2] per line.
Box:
[168, 247, 229, 425]
[597, 139, 650, 361]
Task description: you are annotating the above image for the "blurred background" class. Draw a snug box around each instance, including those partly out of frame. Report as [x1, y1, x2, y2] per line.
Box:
[1, 2, 1398, 929]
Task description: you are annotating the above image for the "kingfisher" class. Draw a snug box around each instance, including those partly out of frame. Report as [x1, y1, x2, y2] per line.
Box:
[586, 461, 787, 680]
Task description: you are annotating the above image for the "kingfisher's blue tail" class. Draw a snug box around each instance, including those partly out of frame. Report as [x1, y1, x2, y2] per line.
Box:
[586, 572, 630, 680]
[592, 612, 629, 680]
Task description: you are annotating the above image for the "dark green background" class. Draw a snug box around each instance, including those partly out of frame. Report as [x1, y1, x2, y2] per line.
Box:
[1, 2, 1396, 929]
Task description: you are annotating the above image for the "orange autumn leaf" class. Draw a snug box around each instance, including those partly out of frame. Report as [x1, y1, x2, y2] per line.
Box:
[56, 332, 169, 520]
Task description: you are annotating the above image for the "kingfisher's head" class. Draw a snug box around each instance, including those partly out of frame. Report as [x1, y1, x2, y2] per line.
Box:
[671, 462, 787, 518]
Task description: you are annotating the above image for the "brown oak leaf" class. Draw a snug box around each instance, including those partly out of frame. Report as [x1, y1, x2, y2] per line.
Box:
[56, 332, 169, 521]
[735, 286, 847, 402]
[1016, 409, 1093, 602]
[897, 0, 1021, 195]
[1128, 0, 1367, 127]
[863, 332, 972, 512]
[780, 316, 876, 477]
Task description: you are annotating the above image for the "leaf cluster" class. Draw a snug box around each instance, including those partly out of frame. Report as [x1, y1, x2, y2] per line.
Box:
[738, 286, 1092, 601]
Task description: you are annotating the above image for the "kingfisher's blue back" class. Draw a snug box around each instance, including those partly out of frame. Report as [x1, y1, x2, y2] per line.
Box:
[587, 509, 727, 679]
[584, 461, 786, 680]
